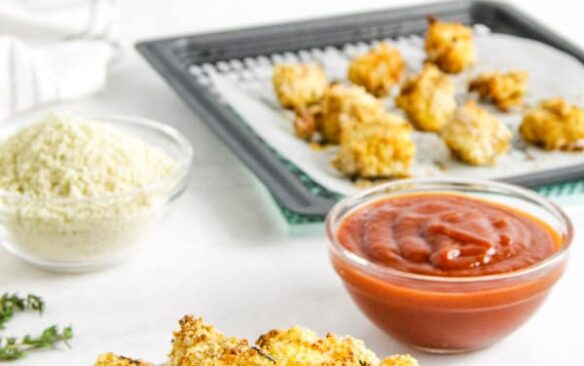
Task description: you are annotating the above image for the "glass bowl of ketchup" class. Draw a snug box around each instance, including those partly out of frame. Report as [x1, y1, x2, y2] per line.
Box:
[326, 178, 573, 354]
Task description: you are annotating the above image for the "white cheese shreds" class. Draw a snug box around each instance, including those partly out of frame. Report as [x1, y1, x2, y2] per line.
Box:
[0, 113, 176, 199]
[0, 113, 183, 270]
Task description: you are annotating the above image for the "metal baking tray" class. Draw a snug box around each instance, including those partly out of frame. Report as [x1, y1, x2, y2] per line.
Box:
[136, 0, 584, 220]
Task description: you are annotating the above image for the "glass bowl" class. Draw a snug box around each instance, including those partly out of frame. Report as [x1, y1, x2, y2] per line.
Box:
[326, 178, 572, 353]
[0, 114, 193, 272]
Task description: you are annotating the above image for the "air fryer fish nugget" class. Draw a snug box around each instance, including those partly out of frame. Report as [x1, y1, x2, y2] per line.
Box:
[256, 326, 380, 366]
[320, 83, 385, 144]
[97, 316, 419, 366]
[425, 17, 476, 74]
[348, 43, 405, 97]
[333, 113, 415, 178]
[380, 355, 419, 366]
[273, 64, 328, 111]
[395, 63, 456, 132]
[469, 70, 528, 111]
[442, 101, 511, 165]
[520, 98, 584, 150]
[168, 315, 273, 366]
[94, 353, 153, 366]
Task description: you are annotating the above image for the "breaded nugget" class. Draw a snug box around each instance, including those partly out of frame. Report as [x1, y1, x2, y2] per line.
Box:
[294, 104, 322, 141]
[168, 315, 273, 366]
[380, 355, 419, 366]
[469, 70, 528, 111]
[348, 43, 405, 97]
[98, 316, 418, 366]
[395, 63, 456, 132]
[94, 353, 153, 366]
[425, 17, 476, 74]
[442, 101, 511, 165]
[333, 113, 415, 178]
[273, 64, 328, 110]
[256, 326, 379, 366]
[519, 98, 584, 150]
[320, 83, 385, 144]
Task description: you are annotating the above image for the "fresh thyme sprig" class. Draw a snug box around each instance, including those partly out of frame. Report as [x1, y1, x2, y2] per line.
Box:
[0, 326, 73, 361]
[0, 293, 73, 361]
[0, 294, 44, 330]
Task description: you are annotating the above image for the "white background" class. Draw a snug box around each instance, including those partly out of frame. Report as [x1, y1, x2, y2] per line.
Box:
[0, 1, 583, 365]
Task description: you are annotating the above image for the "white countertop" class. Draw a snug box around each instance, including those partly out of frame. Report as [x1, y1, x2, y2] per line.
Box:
[1, 1, 583, 365]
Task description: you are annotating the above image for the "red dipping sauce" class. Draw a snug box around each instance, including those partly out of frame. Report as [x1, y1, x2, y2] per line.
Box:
[327, 180, 572, 353]
[339, 194, 559, 277]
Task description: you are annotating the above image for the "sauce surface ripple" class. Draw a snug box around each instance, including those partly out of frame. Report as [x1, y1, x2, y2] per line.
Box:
[338, 193, 560, 276]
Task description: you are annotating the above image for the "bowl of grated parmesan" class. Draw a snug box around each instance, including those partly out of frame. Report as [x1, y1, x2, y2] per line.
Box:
[0, 112, 193, 272]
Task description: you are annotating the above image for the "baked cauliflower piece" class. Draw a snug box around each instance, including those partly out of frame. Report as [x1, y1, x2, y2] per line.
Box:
[469, 70, 528, 111]
[333, 112, 415, 178]
[395, 63, 456, 132]
[168, 315, 273, 366]
[441, 101, 511, 165]
[348, 43, 405, 97]
[94, 353, 153, 366]
[273, 64, 328, 110]
[320, 83, 385, 144]
[425, 17, 476, 74]
[519, 98, 584, 150]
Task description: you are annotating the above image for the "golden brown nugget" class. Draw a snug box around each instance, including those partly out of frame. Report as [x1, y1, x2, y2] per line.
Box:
[168, 315, 273, 366]
[469, 70, 528, 111]
[348, 43, 405, 97]
[380, 355, 419, 366]
[273, 64, 328, 111]
[395, 63, 456, 132]
[94, 353, 153, 366]
[293, 104, 322, 141]
[520, 98, 584, 150]
[320, 83, 385, 144]
[333, 113, 415, 178]
[256, 326, 380, 366]
[442, 101, 511, 165]
[425, 17, 476, 74]
[97, 316, 419, 366]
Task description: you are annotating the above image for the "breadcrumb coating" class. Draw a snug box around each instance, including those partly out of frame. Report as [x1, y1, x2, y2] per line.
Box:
[94, 353, 153, 366]
[320, 83, 385, 144]
[273, 64, 328, 111]
[469, 70, 528, 111]
[348, 43, 405, 97]
[333, 113, 415, 178]
[97, 316, 418, 366]
[256, 326, 380, 366]
[294, 104, 322, 141]
[395, 63, 456, 132]
[425, 17, 476, 74]
[168, 315, 273, 366]
[520, 98, 584, 150]
[380, 355, 419, 366]
[442, 101, 511, 165]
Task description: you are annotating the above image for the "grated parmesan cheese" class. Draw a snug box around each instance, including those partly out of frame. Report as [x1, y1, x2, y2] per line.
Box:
[0, 113, 183, 271]
[0, 113, 176, 198]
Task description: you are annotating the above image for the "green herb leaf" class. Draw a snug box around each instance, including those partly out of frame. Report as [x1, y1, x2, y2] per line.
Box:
[0, 293, 72, 361]
[0, 294, 45, 330]
[0, 325, 73, 361]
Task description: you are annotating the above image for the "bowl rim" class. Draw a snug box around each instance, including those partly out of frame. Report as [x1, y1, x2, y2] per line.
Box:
[0, 112, 193, 203]
[325, 177, 574, 284]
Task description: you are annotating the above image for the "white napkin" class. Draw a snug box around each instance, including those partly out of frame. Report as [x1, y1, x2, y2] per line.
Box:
[0, 0, 119, 119]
